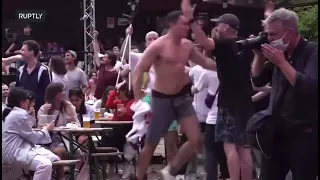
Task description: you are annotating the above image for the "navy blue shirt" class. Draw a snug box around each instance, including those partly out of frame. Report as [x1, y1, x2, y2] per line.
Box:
[252, 37, 318, 127]
[16, 62, 52, 112]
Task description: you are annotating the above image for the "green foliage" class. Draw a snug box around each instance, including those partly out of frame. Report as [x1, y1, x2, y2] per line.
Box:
[293, 5, 318, 42]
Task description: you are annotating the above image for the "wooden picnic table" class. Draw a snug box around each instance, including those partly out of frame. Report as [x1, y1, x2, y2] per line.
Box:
[49, 127, 112, 180]
[95, 120, 133, 125]
[52, 127, 113, 133]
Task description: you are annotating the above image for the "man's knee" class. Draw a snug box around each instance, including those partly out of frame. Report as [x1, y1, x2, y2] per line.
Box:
[37, 158, 52, 172]
[224, 143, 239, 159]
[51, 147, 68, 159]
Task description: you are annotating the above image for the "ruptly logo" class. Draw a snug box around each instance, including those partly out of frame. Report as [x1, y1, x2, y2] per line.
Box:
[16, 10, 47, 22]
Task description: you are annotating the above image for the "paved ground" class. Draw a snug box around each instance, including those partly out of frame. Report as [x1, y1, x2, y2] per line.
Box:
[106, 164, 165, 180]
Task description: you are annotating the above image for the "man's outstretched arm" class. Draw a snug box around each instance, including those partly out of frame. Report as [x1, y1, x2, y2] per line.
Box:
[189, 45, 216, 71]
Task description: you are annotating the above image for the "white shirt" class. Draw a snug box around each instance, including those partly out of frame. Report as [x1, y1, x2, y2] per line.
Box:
[114, 61, 123, 71]
[189, 65, 210, 123]
[195, 69, 219, 125]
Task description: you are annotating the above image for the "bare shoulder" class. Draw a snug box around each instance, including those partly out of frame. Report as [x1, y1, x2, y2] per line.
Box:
[145, 36, 165, 52]
[181, 38, 194, 48]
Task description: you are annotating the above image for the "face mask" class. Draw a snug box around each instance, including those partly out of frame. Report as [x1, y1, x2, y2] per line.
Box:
[269, 32, 289, 51]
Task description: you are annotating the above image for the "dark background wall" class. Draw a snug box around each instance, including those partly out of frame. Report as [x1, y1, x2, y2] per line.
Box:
[2, 0, 264, 50]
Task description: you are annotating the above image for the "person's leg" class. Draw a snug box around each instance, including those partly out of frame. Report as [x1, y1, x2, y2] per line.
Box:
[28, 155, 53, 180]
[216, 141, 230, 180]
[164, 122, 179, 162]
[204, 124, 218, 180]
[166, 115, 202, 176]
[238, 146, 252, 180]
[185, 156, 197, 180]
[259, 134, 290, 180]
[289, 130, 318, 180]
[215, 108, 240, 180]
[76, 135, 88, 171]
[165, 94, 201, 177]
[136, 96, 176, 180]
[223, 143, 240, 180]
[51, 146, 68, 179]
[184, 122, 206, 180]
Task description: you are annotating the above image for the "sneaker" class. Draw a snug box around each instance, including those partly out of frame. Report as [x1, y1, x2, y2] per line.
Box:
[160, 167, 176, 180]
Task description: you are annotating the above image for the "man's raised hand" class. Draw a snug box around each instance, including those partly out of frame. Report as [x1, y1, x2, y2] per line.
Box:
[93, 30, 99, 39]
[181, 0, 196, 21]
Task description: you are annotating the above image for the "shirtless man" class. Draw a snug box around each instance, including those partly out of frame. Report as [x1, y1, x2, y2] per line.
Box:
[121, 27, 181, 164]
[132, 10, 216, 180]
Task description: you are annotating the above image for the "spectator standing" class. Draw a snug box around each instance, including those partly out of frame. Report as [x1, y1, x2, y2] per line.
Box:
[64, 50, 88, 93]
[92, 31, 118, 99]
[2, 83, 9, 110]
[251, 8, 318, 180]
[5, 24, 33, 56]
[112, 46, 120, 60]
[16, 40, 52, 113]
[183, 1, 254, 178]
[49, 56, 69, 97]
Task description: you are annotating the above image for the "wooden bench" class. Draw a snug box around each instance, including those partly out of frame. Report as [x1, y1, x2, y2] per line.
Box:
[52, 160, 80, 166]
[91, 152, 125, 180]
[91, 152, 124, 157]
[95, 146, 119, 152]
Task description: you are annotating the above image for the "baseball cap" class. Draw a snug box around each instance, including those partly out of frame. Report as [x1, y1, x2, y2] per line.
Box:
[211, 13, 240, 31]
[66, 50, 77, 58]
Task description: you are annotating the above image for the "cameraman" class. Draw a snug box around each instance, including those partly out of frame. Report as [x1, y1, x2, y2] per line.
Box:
[251, 8, 318, 180]
[181, 1, 254, 179]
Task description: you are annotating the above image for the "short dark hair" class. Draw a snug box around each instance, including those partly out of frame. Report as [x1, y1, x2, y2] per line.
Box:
[7, 87, 29, 108]
[22, 40, 40, 56]
[166, 10, 182, 25]
[69, 88, 86, 115]
[105, 51, 118, 66]
[50, 56, 67, 75]
[3, 87, 30, 121]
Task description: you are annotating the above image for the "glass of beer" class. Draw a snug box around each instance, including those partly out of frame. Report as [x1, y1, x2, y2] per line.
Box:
[100, 108, 106, 118]
[94, 110, 100, 120]
[83, 114, 90, 128]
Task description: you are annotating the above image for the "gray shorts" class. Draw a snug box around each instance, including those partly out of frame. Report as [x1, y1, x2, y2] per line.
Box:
[146, 84, 196, 145]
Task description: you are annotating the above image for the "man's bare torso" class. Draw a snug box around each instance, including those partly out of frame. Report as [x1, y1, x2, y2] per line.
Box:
[152, 35, 192, 95]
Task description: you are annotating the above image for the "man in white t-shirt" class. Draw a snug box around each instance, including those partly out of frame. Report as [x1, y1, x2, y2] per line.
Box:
[194, 69, 230, 180]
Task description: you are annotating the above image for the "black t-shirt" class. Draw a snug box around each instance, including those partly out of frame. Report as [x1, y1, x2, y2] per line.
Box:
[212, 38, 254, 118]
[13, 34, 34, 51]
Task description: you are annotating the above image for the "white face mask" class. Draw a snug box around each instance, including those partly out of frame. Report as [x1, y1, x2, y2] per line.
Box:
[269, 32, 289, 51]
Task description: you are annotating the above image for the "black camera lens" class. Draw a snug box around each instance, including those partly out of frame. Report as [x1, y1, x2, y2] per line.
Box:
[237, 32, 269, 50]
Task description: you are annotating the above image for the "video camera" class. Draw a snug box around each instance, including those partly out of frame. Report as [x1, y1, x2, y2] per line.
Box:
[236, 32, 269, 51]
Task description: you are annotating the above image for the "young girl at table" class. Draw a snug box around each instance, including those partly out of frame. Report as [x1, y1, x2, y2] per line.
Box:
[37, 82, 81, 179]
[69, 87, 95, 174]
[2, 87, 59, 180]
[106, 83, 134, 121]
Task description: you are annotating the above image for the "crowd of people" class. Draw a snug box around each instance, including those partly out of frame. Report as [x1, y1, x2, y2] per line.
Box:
[1, 0, 318, 179]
